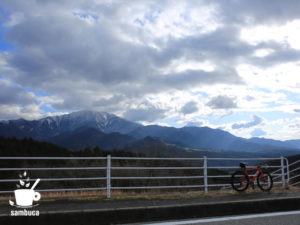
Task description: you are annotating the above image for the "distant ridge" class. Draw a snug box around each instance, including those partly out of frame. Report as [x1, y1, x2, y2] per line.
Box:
[0, 110, 141, 140]
[0, 110, 300, 156]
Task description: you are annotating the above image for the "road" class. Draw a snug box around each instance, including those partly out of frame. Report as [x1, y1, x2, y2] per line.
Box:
[2, 192, 300, 224]
[139, 210, 300, 225]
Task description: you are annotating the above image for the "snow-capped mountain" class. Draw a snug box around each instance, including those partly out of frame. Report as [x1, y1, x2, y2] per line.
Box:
[0, 111, 141, 140]
[1, 111, 300, 156]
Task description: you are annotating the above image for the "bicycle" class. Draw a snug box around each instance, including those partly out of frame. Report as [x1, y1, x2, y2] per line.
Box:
[231, 162, 273, 192]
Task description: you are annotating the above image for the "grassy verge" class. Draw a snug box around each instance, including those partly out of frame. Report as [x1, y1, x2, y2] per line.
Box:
[0, 184, 298, 203]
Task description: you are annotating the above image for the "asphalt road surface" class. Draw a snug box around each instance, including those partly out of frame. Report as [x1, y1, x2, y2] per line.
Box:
[140, 210, 300, 225]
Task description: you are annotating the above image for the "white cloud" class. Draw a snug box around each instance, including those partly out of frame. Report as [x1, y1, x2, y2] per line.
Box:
[237, 62, 300, 92]
[158, 59, 215, 75]
[252, 48, 274, 58]
[240, 20, 300, 50]
[0, 0, 300, 141]
[0, 104, 42, 120]
[132, 2, 221, 40]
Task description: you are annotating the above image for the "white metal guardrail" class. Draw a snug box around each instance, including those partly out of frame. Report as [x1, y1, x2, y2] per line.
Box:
[287, 159, 300, 186]
[0, 156, 290, 198]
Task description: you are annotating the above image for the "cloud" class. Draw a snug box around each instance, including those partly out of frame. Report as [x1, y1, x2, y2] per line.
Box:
[180, 101, 198, 115]
[0, 104, 42, 120]
[0, 0, 300, 139]
[185, 121, 204, 127]
[232, 115, 263, 129]
[123, 101, 167, 122]
[0, 79, 36, 105]
[0, 0, 247, 122]
[207, 95, 237, 109]
[251, 128, 267, 137]
[214, 0, 300, 25]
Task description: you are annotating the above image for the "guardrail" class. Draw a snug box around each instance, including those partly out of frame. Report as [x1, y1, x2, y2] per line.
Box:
[287, 159, 300, 186]
[0, 156, 290, 198]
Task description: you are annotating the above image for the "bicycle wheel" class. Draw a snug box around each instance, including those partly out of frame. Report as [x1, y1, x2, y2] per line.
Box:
[257, 171, 273, 191]
[231, 170, 249, 192]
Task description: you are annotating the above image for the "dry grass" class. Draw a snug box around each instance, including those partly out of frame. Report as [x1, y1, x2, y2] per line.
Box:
[1, 183, 299, 202]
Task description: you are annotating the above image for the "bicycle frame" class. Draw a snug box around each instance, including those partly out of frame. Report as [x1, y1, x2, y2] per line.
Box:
[242, 167, 266, 183]
[231, 163, 273, 192]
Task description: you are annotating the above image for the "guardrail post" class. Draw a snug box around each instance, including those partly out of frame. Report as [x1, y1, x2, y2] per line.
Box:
[281, 156, 286, 189]
[203, 156, 208, 193]
[285, 158, 290, 183]
[106, 155, 111, 198]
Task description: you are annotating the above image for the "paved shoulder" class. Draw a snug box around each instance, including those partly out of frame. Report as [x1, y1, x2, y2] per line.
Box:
[140, 210, 300, 225]
[1, 192, 300, 225]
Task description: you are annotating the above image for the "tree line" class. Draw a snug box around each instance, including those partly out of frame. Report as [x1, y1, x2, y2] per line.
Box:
[0, 136, 228, 193]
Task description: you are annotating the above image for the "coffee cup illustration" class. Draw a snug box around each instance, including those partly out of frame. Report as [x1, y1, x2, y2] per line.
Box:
[14, 189, 41, 206]
[9, 172, 41, 208]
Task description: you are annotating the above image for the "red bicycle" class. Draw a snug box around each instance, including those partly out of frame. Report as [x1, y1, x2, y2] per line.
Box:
[231, 162, 273, 192]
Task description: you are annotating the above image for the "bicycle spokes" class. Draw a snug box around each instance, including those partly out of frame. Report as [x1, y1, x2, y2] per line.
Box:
[231, 171, 249, 192]
[257, 172, 273, 191]
[231, 165, 273, 192]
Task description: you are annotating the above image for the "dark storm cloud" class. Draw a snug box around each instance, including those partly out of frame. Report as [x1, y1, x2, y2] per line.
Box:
[0, 80, 36, 105]
[6, 14, 153, 87]
[180, 101, 198, 115]
[1, 0, 300, 121]
[213, 0, 300, 25]
[232, 115, 263, 129]
[0, 2, 244, 113]
[248, 42, 300, 68]
[207, 95, 237, 109]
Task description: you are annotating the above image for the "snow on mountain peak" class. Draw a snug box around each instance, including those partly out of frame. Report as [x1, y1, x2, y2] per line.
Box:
[0, 110, 141, 139]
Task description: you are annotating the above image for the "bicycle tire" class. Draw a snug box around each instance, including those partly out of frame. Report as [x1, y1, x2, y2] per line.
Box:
[231, 170, 249, 192]
[257, 171, 273, 191]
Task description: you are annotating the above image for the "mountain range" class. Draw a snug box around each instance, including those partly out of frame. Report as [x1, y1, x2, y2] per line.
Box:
[0, 110, 300, 158]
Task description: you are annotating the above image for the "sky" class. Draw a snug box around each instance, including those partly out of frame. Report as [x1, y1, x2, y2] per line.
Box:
[1, 0, 300, 140]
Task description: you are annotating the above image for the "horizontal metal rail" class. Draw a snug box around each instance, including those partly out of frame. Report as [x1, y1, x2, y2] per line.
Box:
[207, 166, 280, 169]
[289, 167, 300, 174]
[289, 174, 300, 181]
[0, 156, 281, 161]
[288, 159, 300, 167]
[207, 184, 231, 187]
[292, 181, 300, 186]
[0, 187, 107, 194]
[0, 156, 290, 197]
[111, 157, 204, 160]
[207, 166, 239, 169]
[273, 175, 284, 181]
[111, 166, 204, 170]
[272, 168, 285, 174]
[0, 167, 106, 171]
[111, 176, 204, 180]
[207, 157, 282, 160]
[270, 173, 282, 176]
[0, 177, 106, 182]
[0, 157, 107, 160]
[207, 175, 231, 178]
[112, 185, 205, 190]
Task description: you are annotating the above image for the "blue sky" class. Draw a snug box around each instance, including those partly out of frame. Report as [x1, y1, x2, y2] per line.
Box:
[1, 0, 300, 140]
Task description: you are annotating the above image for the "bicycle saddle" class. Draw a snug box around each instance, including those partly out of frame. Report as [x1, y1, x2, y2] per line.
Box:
[239, 162, 246, 168]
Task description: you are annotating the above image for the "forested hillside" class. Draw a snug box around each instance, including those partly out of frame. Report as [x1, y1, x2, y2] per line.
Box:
[0, 136, 227, 193]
